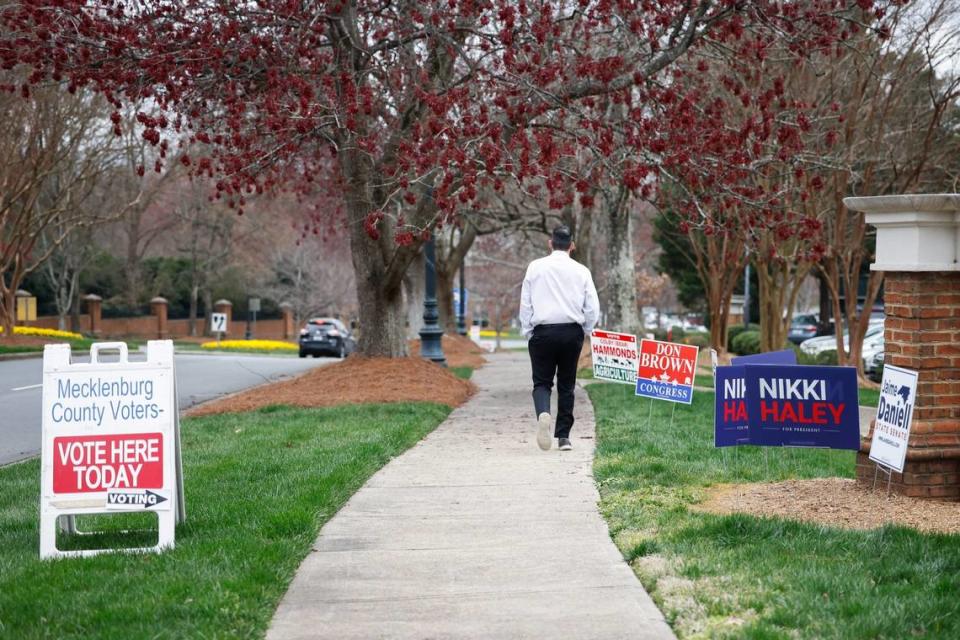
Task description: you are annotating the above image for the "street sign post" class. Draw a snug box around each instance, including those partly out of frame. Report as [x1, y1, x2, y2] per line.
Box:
[210, 312, 228, 346]
[39, 341, 184, 559]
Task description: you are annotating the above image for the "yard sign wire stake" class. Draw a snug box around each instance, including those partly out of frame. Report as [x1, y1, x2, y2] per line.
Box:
[872, 462, 895, 496]
[669, 402, 676, 429]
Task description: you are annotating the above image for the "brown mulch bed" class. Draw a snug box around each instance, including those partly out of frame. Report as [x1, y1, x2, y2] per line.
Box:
[188, 356, 476, 417]
[409, 333, 487, 368]
[694, 478, 960, 535]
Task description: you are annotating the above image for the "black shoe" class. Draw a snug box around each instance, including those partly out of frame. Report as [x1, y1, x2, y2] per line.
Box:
[558, 438, 572, 451]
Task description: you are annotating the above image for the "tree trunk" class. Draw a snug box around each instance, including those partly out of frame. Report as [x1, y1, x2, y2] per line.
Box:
[0, 264, 25, 341]
[404, 249, 426, 340]
[352, 259, 409, 356]
[604, 188, 640, 332]
[436, 265, 456, 333]
[188, 282, 199, 337]
[70, 285, 82, 333]
[202, 288, 214, 337]
[345, 198, 410, 357]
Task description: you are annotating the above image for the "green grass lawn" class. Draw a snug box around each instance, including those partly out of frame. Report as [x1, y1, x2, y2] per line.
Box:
[587, 384, 960, 639]
[450, 366, 474, 379]
[0, 402, 450, 639]
[0, 337, 97, 355]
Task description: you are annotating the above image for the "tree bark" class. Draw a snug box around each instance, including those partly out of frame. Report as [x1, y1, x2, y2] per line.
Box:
[403, 249, 425, 340]
[436, 265, 455, 333]
[604, 187, 640, 332]
[342, 147, 414, 357]
[188, 282, 199, 337]
[0, 285, 14, 341]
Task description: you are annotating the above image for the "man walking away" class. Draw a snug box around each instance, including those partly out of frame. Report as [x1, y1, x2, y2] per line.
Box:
[519, 226, 600, 451]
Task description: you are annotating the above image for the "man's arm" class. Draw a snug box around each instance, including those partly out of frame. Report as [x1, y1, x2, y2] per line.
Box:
[582, 270, 600, 334]
[519, 267, 535, 338]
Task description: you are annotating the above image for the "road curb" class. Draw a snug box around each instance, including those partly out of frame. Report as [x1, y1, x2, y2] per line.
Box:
[0, 352, 43, 362]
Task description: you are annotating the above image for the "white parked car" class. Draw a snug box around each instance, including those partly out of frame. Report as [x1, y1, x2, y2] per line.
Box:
[867, 350, 885, 381]
[799, 320, 883, 357]
[861, 330, 885, 376]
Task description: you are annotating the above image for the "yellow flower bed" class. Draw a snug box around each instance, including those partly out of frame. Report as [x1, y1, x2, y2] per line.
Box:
[478, 330, 511, 338]
[201, 339, 297, 352]
[0, 326, 84, 340]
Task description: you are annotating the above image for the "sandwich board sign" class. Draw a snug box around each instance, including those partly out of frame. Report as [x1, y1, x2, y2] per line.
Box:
[40, 341, 185, 559]
[869, 365, 918, 473]
[635, 339, 699, 404]
[590, 329, 638, 385]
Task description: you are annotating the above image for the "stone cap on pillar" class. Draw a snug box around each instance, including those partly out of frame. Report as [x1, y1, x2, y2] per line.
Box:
[82, 293, 103, 301]
[15, 289, 32, 297]
[844, 193, 960, 272]
[214, 298, 233, 307]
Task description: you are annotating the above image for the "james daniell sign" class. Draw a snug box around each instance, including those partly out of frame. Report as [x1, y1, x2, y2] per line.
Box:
[40, 341, 184, 559]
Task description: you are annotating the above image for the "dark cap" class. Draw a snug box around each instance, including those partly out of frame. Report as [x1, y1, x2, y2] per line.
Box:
[552, 225, 572, 250]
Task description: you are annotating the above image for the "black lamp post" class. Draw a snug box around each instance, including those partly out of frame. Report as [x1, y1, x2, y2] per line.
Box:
[456, 260, 467, 336]
[419, 235, 447, 366]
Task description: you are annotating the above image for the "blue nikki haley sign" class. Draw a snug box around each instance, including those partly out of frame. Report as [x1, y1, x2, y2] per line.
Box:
[744, 365, 860, 449]
[715, 351, 796, 447]
[715, 366, 749, 447]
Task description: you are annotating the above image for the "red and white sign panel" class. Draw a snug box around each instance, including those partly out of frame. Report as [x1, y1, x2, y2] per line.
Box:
[590, 329, 638, 385]
[635, 339, 700, 404]
[40, 341, 182, 559]
[53, 433, 164, 493]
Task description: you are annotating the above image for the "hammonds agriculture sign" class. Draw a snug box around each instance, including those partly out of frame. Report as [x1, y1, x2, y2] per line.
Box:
[744, 365, 860, 449]
[40, 341, 184, 559]
[590, 329, 638, 385]
[635, 339, 699, 404]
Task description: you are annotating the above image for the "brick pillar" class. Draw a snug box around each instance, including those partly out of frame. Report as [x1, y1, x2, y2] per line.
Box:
[150, 296, 169, 339]
[83, 294, 103, 336]
[845, 194, 960, 501]
[279, 302, 294, 339]
[853, 272, 960, 499]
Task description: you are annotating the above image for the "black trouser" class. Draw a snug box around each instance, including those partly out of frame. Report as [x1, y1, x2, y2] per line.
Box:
[528, 323, 584, 439]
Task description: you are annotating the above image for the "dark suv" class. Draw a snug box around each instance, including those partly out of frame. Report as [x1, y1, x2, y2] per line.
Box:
[298, 318, 355, 358]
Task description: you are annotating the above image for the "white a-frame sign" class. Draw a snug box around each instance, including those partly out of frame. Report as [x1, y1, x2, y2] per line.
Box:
[39, 341, 185, 559]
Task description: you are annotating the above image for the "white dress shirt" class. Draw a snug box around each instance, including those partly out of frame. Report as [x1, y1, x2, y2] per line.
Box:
[519, 250, 600, 338]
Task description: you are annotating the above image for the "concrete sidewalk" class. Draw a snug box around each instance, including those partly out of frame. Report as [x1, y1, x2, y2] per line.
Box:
[267, 351, 675, 640]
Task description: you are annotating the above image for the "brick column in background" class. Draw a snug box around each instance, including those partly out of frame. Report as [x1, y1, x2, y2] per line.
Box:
[150, 296, 169, 339]
[83, 294, 103, 336]
[856, 271, 960, 500]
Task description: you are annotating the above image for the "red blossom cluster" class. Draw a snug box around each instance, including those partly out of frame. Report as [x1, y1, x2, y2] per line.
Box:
[0, 0, 893, 245]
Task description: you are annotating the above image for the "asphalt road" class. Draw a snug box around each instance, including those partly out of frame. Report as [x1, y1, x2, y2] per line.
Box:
[0, 352, 336, 466]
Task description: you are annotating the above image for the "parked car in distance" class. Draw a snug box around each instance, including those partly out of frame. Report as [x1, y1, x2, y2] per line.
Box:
[799, 319, 884, 356]
[299, 318, 355, 358]
[861, 330, 885, 377]
[788, 313, 822, 344]
[868, 350, 884, 382]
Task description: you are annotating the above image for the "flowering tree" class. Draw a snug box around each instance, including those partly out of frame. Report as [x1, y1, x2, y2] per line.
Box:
[2, 0, 885, 355]
[0, 83, 128, 338]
